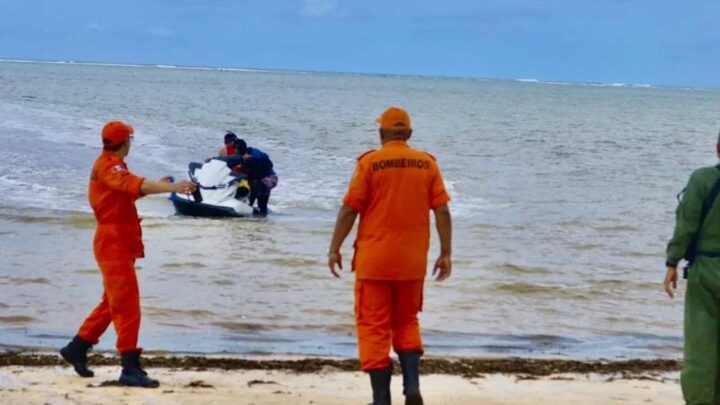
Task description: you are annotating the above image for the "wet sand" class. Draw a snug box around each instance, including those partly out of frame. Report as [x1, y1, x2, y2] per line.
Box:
[0, 353, 682, 404]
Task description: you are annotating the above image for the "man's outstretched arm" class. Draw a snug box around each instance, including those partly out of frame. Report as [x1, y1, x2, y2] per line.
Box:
[141, 177, 196, 196]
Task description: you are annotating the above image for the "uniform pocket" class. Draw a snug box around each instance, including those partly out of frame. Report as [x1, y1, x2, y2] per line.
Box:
[351, 240, 358, 272]
[354, 281, 363, 321]
[694, 257, 720, 296]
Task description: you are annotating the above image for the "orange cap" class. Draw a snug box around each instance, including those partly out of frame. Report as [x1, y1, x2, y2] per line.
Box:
[102, 121, 134, 147]
[376, 106, 411, 130]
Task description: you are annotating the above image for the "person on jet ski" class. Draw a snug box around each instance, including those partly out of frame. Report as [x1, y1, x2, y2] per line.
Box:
[227, 138, 278, 216]
[218, 132, 238, 157]
[207, 132, 243, 173]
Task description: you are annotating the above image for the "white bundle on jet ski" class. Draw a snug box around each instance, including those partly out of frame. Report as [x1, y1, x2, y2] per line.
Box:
[191, 160, 240, 205]
[170, 159, 253, 217]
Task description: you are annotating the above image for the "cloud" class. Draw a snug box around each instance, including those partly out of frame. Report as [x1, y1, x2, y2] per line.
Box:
[301, 0, 337, 18]
[150, 27, 173, 37]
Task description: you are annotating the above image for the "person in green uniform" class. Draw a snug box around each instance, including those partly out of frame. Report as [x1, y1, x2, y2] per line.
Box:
[665, 131, 720, 404]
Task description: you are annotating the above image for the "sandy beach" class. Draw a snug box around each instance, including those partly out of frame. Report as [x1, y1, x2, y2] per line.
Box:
[0, 353, 682, 404]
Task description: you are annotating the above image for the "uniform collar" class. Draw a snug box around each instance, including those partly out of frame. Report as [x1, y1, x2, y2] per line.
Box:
[382, 140, 409, 149]
[101, 150, 125, 164]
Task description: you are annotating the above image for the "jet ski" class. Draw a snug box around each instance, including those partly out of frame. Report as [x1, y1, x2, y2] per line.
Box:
[170, 159, 253, 217]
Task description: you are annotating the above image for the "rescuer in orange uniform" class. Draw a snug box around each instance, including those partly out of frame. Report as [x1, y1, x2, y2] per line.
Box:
[60, 121, 196, 388]
[328, 107, 453, 405]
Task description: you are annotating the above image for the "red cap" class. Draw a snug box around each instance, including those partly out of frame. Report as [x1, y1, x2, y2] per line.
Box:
[376, 107, 411, 130]
[102, 121, 134, 147]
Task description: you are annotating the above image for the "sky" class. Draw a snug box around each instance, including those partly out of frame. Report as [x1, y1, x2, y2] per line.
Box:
[1, 0, 719, 88]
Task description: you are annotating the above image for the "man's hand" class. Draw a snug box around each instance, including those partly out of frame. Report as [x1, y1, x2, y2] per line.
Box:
[327, 205, 359, 279]
[328, 252, 343, 278]
[664, 266, 678, 299]
[433, 254, 452, 282]
[173, 180, 197, 195]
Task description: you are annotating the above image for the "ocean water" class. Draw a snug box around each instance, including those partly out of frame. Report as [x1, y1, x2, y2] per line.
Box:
[1, 60, 720, 359]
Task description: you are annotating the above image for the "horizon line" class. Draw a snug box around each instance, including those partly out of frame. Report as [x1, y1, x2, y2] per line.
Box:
[0, 57, 716, 92]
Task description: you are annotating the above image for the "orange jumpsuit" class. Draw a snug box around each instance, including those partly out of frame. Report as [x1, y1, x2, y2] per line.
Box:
[343, 140, 450, 370]
[77, 151, 145, 354]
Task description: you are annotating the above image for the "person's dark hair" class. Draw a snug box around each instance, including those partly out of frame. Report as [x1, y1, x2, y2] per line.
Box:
[380, 128, 412, 140]
[233, 138, 248, 155]
[103, 140, 127, 152]
[224, 132, 237, 144]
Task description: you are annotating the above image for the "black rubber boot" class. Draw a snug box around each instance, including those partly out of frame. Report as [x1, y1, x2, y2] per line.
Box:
[368, 364, 392, 405]
[257, 195, 270, 216]
[118, 351, 160, 388]
[60, 335, 94, 378]
[398, 351, 424, 405]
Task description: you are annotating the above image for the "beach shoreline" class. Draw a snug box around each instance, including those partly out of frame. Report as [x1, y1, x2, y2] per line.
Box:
[0, 352, 682, 404]
[0, 352, 682, 405]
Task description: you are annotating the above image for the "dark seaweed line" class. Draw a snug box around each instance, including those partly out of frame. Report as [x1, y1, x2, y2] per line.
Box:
[0, 353, 679, 378]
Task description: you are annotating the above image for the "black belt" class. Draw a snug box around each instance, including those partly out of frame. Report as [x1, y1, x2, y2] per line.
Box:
[685, 251, 720, 279]
[698, 251, 720, 258]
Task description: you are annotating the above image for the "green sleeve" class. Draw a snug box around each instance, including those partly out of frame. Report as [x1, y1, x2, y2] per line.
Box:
[666, 171, 705, 266]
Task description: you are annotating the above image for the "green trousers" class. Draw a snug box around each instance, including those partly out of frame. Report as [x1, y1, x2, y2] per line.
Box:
[683, 256, 720, 404]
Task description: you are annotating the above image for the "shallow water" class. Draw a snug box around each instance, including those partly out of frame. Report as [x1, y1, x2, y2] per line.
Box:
[2, 61, 720, 358]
